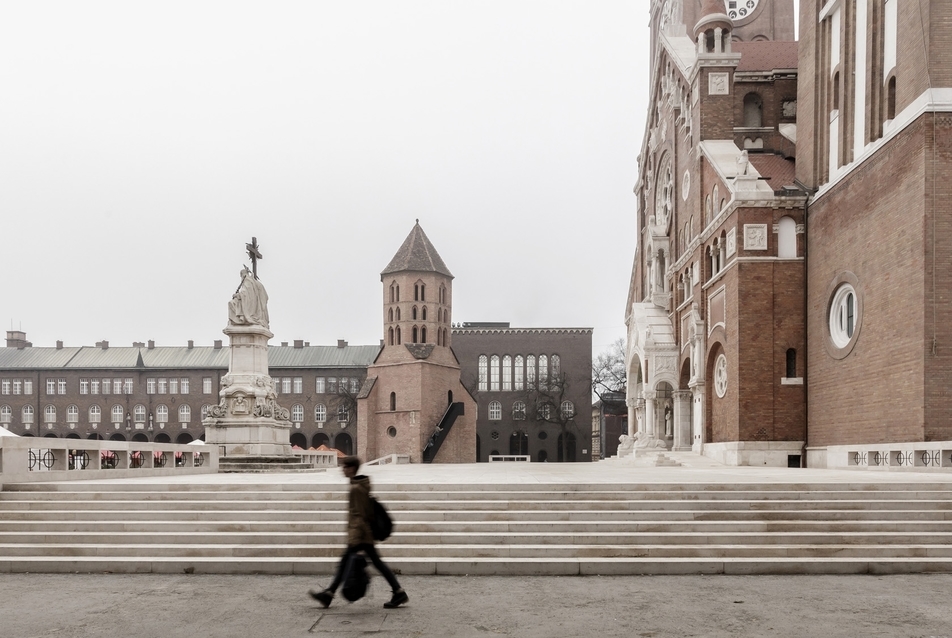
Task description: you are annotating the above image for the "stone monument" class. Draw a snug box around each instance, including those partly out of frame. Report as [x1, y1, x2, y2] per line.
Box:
[203, 238, 292, 456]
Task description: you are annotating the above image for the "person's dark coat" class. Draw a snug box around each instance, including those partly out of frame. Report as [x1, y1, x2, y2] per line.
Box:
[347, 475, 375, 547]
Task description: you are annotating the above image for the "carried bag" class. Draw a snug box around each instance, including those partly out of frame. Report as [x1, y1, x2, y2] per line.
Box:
[341, 552, 369, 602]
[369, 497, 393, 542]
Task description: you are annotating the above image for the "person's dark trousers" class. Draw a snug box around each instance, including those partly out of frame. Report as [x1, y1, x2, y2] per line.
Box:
[328, 544, 402, 593]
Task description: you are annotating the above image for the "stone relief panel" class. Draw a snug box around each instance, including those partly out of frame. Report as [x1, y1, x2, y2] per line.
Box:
[744, 224, 768, 250]
[726, 228, 737, 257]
[709, 73, 729, 96]
[655, 355, 677, 378]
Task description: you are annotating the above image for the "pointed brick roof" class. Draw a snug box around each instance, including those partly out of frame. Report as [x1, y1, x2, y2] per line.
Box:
[381, 221, 453, 278]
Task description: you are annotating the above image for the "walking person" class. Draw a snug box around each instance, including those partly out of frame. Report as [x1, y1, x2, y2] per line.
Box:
[309, 456, 409, 609]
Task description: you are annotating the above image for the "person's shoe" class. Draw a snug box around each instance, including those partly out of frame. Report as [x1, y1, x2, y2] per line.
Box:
[384, 589, 409, 608]
[309, 589, 333, 608]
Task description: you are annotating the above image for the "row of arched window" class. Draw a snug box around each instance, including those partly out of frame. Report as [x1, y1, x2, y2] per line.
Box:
[387, 325, 451, 346]
[290, 403, 349, 424]
[388, 281, 448, 304]
[478, 354, 562, 392]
[388, 305, 451, 323]
[486, 400, 575, 421]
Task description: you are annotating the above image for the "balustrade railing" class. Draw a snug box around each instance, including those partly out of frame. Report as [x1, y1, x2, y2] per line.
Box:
[1, 437, 218, 484]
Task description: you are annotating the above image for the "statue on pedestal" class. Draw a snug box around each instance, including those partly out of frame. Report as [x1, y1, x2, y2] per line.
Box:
[229, 266, 270, 329]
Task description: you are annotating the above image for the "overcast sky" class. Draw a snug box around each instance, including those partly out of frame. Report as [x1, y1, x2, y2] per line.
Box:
[2, 3, 797, 357]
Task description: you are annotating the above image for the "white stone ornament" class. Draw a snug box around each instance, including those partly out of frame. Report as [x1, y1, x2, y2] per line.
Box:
[726, 228, 737, 257]
[709, 73, 729, 96]
[682, 170, 691, 201]
[744, 224, 768, 250]
[728, 0, 759, 22]
[714, 354, 728, 398]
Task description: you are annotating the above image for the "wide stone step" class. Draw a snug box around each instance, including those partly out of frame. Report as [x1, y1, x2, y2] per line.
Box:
[4, 542, 952, 559]
[2, 555, 952, 576]
[3, 508, 952, 522]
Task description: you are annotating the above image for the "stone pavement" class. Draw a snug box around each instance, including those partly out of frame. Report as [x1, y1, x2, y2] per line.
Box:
[2, 572, 952, 637]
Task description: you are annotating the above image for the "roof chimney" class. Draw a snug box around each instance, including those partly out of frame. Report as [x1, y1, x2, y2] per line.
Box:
[281, 342, 288, 347]
[5, 331, 31, 349]
[293, 340, 304, 349]
[56, 340, 63, 350]
[213, 340, 222, 350]
[337, 340, 348, 348]
[147, 340, 155, 350]
[132, 341, 145, 348]
[97, 340, 109, 350]
[187, 340, 194, 349]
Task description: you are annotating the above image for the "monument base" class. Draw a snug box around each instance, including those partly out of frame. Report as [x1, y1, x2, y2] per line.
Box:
[204, 418, 292, 456]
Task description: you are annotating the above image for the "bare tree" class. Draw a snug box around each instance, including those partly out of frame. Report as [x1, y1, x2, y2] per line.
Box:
[523, 371, 585, 462]
[592, 337, 627, 400]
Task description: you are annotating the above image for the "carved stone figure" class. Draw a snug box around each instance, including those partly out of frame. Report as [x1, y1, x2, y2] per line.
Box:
[618, 434, 635, 457]
[634, 431, 668, 449]
[228, 266, 270, 329]
[736, 150, 749, 176]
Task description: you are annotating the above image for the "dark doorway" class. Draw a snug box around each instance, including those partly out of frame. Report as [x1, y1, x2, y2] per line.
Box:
[154, 433, 171, 444]
[109, 433, 126, 442]
[131, 433, 149, 443]
[312, 433, 329, 448]
[290, 433, 307, 449]
[557, 432, 577, 462]
[336, 433, 353, 456]
[509, 431, 528, 455]
[176, 433, 194, 444]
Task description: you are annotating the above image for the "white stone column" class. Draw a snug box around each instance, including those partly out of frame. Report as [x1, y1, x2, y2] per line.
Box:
[643, 390, 657, 438]
[714, 27, 723, 53]
[673, 390, 692, 451]
[626, 397, 638, 437]
[690, 385, 705, 453]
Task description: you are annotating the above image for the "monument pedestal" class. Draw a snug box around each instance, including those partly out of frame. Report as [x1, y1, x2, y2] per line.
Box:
[203, 324, 292, 457]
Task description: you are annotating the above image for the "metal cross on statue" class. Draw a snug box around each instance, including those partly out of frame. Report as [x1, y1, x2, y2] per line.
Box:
[246, 237, 263, 279]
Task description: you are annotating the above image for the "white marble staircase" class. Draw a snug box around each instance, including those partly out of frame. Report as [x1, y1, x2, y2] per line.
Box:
[3, 478, 952, 575]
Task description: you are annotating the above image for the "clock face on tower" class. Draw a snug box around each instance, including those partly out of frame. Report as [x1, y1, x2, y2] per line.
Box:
[727, 0, 759, 21]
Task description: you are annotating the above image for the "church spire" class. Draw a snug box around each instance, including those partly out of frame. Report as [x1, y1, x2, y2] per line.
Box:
[381, 220, 453, 279]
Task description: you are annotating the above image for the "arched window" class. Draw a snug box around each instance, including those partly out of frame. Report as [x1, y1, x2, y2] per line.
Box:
[478, 355, 488, 391]
[67, 404, 79, 423]
[743, 92, 763, 127]
[514, 355, 525, 390]
[412, 306, 418, 320]
[390, 283, 397, 303]
[832, 71, 840, 110]
[396, 326, 402, 345]
[488, 401, 502, 420]
[388, 327, 394, 346]
[538, 355, 549, 389]
[560, 401, 575, 419]
[396, 307, 401, 321]
[786, 349, 797, 378]
[421, 326, 427, 343]
[44, 405, 56, 423]
[502, 355, 512, 391]
[156, 405, 168, 423]
[551, 355, 561, 377]
[291, 404, 304, 423]
[412, 326, 419, 343]
[420, 284, 425, 301]
[490, 355, 500, 391]
[778, 216, 797, 258]
[388, 308, 394, 322]
[89, 405, 102, 423]
[111, 405, 124, 423]
[179, 405, 191, 423]
[133, 404, 146, 423]
[22, 405, 34, 424]
[526, 355, 537, 386]
[422, 306, 428, 320]
[315, 404, 327, 423]
[513, 401, 527, 420]
[0, 405, 11, 424]
[337, 405, 349, 422]
[390, 392, 396, 411]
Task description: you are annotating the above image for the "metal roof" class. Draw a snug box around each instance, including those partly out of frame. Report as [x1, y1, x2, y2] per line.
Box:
[0, 344, 381, 371]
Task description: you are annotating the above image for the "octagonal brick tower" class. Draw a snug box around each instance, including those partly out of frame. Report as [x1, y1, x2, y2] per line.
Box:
[356, 221, 476, 463]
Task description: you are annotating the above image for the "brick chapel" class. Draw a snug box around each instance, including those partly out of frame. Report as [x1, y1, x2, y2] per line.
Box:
[627, 0, 952, 468]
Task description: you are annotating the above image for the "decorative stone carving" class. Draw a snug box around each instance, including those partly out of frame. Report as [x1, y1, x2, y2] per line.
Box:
[744, 224, 768, 250]
[655, 356, 677, 376]
[714, 354, 728, 398]
[726, 227, 737, 257]
[617, 434, 635, 458]
[682, 169, 691, 201]
[709, 73, 729, 95]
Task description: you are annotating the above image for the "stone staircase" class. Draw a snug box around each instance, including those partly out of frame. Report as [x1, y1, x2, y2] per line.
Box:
[2, 480, 952, 575]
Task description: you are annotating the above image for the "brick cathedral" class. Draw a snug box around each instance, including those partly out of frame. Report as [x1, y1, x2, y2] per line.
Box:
[627, 0, 952, 468]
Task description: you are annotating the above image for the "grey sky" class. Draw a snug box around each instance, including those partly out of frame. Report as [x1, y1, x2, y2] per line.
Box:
[2, 2, 645, 355]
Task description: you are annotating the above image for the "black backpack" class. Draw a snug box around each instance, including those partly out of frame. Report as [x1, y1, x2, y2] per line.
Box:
[341, 553, 369, 602]
[369, 497, 393, 542]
